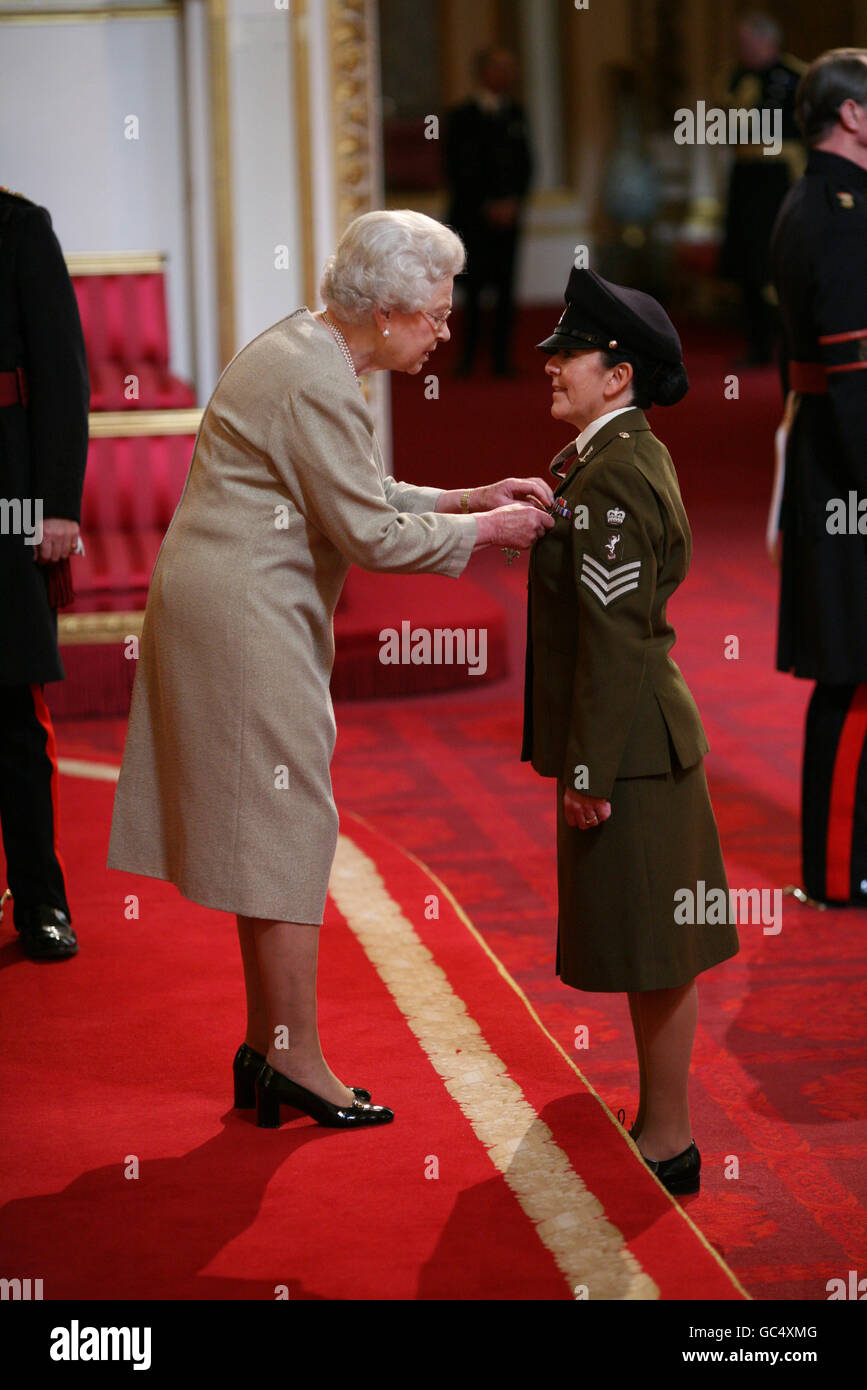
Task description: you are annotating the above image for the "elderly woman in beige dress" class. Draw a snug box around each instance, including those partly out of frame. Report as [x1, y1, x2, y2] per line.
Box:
[107, 209, 553, 1130]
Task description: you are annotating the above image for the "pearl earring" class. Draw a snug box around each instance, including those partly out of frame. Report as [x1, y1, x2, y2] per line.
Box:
[382, 328, 390, 337]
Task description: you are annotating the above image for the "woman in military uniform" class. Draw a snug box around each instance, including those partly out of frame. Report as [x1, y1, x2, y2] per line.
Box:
[522, 269, 740, 1195]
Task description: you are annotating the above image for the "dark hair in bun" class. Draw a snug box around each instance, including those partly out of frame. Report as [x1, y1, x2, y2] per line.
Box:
[599, 348, 689, 408]
[649, 360, 689, 406]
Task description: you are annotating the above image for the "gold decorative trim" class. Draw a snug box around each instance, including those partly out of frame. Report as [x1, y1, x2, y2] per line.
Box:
[58, 757, 120, 782]
[88, 408, 202, 437]
[387, 822, 753, 1301]
[0, 4, 178, 23]
[65, 251, 166, 276]
[329, 0, 379, 234]
[58, 610, 144, 645]
[208, 0, 235, 369]
[290, 1, 316, 309]
[330, 831, 659, 1300]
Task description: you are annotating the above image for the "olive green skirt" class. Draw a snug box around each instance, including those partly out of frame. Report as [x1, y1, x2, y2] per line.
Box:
[555, 759, 740, 992]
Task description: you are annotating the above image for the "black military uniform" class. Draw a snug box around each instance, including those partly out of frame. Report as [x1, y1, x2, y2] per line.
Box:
[0, 188, 89, 956]
[522, 270, 739, 991]
[443, 93, 532, 376]
[719, 52, 805, 363]
[770, 149, 867, 906]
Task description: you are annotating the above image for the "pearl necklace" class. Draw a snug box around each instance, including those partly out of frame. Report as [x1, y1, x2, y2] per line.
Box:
[320, 312, 359, 383]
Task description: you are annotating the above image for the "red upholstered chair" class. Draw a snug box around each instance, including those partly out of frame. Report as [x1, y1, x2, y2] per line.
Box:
[70, 420, 199, 613]
[67, 253, 196, 411]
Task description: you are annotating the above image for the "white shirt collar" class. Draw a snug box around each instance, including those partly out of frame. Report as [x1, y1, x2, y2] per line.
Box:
[575, 406, 635, 457]
[475, 89, 504, 113]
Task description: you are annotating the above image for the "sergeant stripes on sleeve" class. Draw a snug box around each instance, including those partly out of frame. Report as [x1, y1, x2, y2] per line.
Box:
[579, 554, 642, 607]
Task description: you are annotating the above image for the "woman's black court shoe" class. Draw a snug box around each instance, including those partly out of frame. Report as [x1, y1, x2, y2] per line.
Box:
[640, 1141, 701, 1195]
[233, 1043, 370, 1108]
[255, 1063, 394, 1130]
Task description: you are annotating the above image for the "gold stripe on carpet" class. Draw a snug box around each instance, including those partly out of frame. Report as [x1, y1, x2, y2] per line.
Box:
[330, 833, 658, 1301]
[57, 758, 120, 783]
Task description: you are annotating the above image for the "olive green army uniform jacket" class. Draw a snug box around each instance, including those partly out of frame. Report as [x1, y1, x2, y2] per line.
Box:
[521, 407, 709, 799]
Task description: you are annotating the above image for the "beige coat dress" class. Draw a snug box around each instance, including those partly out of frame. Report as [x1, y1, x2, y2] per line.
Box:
[107, 309, 477, 922]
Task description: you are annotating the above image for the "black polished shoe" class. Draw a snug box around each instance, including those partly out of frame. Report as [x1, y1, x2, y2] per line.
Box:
[232, 1044, 370, 1108]
[640, 1140, 701, 1195]
[255, 1063, 394, 1130]
[15, 905, 78, 961]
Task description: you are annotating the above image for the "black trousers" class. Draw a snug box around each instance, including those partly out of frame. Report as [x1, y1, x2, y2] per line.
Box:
[802, 682, 867, 905]
[0, 683, 70, 925]
[457, 222, 520, 372]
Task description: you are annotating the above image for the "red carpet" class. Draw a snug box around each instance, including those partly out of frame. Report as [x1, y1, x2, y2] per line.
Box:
[5, 310, 865, 1300]
[0, 776, 744, 1300]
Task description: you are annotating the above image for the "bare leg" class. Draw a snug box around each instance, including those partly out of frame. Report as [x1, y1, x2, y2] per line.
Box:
[240, 914, 354, 1108]
[236, 916, 269, 1055]
[629, 980, 698, 1162]
[626, 991, 647, 1138]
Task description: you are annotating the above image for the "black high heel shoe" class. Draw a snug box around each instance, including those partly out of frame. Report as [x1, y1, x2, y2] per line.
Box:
[255, 1062, 394, 1130]
[233, 1043, 370, 1108]
[640, 1140, 701, 1195]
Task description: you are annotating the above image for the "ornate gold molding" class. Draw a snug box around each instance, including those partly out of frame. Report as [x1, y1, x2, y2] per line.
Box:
[65, 251, 166, 275]
[0, 4, 178, 23]
[290, 0, 316, 308]
[88, 408, 202, 437]
[208, 0, 235, 369]
[329, 0, 380, 234]
[59, 610, 144, 645]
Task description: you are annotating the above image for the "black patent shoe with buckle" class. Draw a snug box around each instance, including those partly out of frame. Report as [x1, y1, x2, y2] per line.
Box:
[640, 1140, 701, 1195]
[232, 1043, 370, 1108]
[15, 905, 78, 961]
[255, 1062, 394, 1130]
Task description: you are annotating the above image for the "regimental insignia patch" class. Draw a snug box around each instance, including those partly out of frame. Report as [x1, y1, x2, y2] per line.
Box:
[837, 191, 855, 209]
[604, 533, 622, 561]
[579, 554, 641, 606]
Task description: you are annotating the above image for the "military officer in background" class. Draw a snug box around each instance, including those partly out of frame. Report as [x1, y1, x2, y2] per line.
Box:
[769, 48, 867, 908]
[443, 47, 533, 378]
[522, 269, 739, 1197]
[0, 187, 89, 958]
[717, 11, 806, 364]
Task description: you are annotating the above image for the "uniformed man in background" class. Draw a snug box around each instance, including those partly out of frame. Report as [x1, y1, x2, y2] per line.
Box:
[443, 47, 533, 378]
[769, 48, 867, 907]
[718, 11, 806, 365]
[0, 188, 89, 957]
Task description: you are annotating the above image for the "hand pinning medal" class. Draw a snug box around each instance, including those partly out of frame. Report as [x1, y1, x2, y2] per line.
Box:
[503, 495, 572, 564]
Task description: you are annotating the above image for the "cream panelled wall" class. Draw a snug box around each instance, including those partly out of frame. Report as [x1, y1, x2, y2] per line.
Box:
[0, 0, 388, 447]
[0, 3, 194, 379]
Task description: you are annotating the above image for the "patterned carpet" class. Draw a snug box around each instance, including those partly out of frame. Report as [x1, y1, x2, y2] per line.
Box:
[36, 310, 867, 1299]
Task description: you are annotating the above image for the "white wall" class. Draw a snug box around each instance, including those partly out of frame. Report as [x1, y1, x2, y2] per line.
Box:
[226, 0, 303, 352]
[0, 12, 193, 382]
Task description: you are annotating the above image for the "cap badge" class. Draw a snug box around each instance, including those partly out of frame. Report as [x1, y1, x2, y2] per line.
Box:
[837, 191, 854, 209]
[607, 507, 626, 525]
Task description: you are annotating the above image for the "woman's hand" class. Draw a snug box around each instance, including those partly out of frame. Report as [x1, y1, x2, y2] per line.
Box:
[474, 502, 554, 551]
[563, 786, 611, 830]
[473, 477, 554, 511]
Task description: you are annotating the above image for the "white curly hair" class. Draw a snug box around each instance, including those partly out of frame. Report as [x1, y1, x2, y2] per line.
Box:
[320, 209, 465, 324]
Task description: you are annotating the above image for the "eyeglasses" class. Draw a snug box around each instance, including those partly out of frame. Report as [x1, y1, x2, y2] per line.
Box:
[420, 307, 452, 330]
